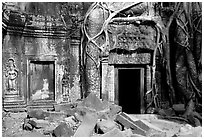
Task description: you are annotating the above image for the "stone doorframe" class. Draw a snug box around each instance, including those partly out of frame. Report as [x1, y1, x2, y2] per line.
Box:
[114, 66, 145, 113]
[101, 57, 151, 114]
[26, 56, 57, 108]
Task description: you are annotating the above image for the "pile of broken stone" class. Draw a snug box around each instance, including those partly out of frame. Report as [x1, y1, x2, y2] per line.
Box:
[22, 93, 202, 137]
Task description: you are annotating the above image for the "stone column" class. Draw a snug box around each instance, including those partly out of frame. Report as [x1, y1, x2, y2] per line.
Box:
[101, 57, 115, 102]
[146, 65, 152, 104]
[101, 57, 109, 100]
[68, 39, 81, 102]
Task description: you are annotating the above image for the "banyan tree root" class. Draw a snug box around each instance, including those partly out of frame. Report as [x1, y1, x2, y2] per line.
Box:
[166, 2, 202, 125]
[183, 99, 202, 127]
[187, 111, 202, 127]
[81, 2, 165, 97]
[81, 3, 202, 127]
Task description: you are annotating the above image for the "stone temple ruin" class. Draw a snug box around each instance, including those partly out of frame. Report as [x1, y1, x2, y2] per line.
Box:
[2, 2, 202, 137]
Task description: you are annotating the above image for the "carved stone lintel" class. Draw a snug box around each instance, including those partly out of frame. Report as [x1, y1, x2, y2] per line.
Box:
[108, 53, 151, 65]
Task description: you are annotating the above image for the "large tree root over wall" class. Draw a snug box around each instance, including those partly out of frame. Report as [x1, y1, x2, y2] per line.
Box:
[80, 2, 165, 99]
[168, 2, 202, 126]
[80, 2, 202, 126]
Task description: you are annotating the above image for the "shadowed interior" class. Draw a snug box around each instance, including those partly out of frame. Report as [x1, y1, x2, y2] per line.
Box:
[119, 68, 141, 114]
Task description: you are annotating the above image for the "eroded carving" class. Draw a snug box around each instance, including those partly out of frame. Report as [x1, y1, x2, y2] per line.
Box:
[62, 65, 70, 102]
[108, 24, 156, 51]
[32, 78, 50, 100]
[5, 58, 18, 93]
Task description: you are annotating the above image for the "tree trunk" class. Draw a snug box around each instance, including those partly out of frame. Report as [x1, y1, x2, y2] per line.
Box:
[166, 2, 202, 125]
[83, 6, 105, 98]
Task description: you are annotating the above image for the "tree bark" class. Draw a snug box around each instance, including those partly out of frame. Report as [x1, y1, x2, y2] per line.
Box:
[166, 2, 202, 125]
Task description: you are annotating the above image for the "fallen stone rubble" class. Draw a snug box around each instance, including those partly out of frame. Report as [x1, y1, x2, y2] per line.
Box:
[17, 94, 202, 137]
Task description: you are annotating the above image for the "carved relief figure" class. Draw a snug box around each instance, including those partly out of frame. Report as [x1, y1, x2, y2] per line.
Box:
[41, 79, 50, 99]
[5, 58, 18, 92]
[42, 79, 49, 92]
[32, 78, 50, 100]
[62, 65, 70, 101]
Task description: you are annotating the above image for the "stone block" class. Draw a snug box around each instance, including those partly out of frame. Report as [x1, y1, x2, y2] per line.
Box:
[172, 104, 185, 112]
[43, 123, 58, 135]
[27, 109, 49, 120]
[9, 112, 27, 119]
[96, 119, 117, 133]
[134, 120, 150, 131]
[96, 109, 110, 120]
[17, 131, 46, 137]
[54, 103, 77, 112]
[46, 111, 67, 122]
[128, 114, 158, 121]
[23, 122, 33, 131]
[121, 114, 166, 137]
[101, 99, 110, 107]
[64, 109, 77, 116]
[121, 128, 134, 137]
[28, 120, 37, 128]
[74, 112, 98, 137]
[53, 122, 74, 137]
[158, 108, 176, 116]
[115, 112, 147, 136]
[140, 119, 163, 132]
[80, 93, 105, 111]
[74, 111, 84, 122]
[64, 116, 78, 127]
[23, 118, 34, 131]
[101, 127, 124, 137]
[30, 118, 50, 128]
[146, 128, 166, 137]
[109, 104, 122, 118]
[96, 103, 121, 121]
[176, 125, 202, 137]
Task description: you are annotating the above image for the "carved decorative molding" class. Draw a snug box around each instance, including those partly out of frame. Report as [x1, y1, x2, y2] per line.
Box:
[2, 9, 81, 39]
[105, 22, 156, 65]
[108, 53, 151, 65]
[108, 23, 157, 51]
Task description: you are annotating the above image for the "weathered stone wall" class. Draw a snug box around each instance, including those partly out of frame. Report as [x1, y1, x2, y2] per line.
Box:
[23, 36, 81, 103]
[2, 35, 25, 102]
[87, 2, 160, 112]
[2, 2, 91, 109]
[101, 22, 157, 106]
[2, 33, 81, 104]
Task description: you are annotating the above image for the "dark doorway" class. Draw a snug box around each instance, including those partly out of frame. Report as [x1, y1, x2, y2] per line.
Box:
[118, 68, 142, 114]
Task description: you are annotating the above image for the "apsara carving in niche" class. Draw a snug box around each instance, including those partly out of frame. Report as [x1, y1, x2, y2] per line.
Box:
[5, 58, 18, 93]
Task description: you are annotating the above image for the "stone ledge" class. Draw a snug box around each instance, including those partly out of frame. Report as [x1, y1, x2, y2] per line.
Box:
[3, 100, 27, 112]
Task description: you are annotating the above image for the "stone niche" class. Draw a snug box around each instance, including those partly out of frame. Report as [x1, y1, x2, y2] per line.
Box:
[3, 56, 21, 102]
[101, 22, 156, 114]
[27, 58, 56, 105]
[29, 61, 55, 101]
